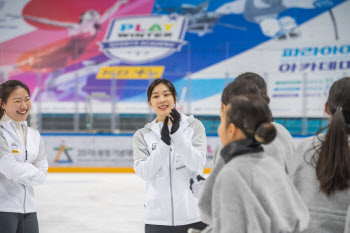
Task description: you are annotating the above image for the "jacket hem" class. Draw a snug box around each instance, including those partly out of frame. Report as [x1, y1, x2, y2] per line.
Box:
[0, 208, 36, 213]
[145, 217, 201, 226]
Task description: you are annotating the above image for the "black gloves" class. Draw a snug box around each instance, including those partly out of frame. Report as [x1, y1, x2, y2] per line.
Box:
[170, 108, 181, 134]
[161, 116, 171, 145]
[161, 109, 181, 145]
[190, 175, 206, 198]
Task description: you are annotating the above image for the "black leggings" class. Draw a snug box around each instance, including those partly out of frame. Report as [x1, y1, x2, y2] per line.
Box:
[145, 221, 207, 233]
[0, 212, 39, 233]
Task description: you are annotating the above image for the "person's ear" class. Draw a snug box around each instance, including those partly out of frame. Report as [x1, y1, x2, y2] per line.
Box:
[222, 104, 227, 111]
[149, 101, 153, 109]
[227, 123, 236, 140]
[220, 104, 227, 114]
[325, 102, 331, 116]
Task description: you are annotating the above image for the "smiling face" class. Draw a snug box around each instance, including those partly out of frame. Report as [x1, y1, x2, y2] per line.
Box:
[1, 87, 31, 122]
[149, 83, 176, 122]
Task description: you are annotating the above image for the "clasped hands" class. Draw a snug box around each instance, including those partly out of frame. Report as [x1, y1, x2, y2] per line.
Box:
[161, 108, 181, 145]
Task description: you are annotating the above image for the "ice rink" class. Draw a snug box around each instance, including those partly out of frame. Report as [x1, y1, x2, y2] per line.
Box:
[35, 173, 145, 233]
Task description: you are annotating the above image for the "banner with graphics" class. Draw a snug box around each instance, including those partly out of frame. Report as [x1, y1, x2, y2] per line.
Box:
[43, 134, 221, 168]
[0, 0, 349, 117]
[43, 134, 306, 169]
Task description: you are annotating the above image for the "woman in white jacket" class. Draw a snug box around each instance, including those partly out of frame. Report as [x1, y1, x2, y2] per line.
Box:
[133, 79, 207, 233]
[0, 80, 48, 233]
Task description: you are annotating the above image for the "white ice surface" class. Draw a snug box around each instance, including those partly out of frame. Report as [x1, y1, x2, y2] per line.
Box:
[35, 173, 145, 233]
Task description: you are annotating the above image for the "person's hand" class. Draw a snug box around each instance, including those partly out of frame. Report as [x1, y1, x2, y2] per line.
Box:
[161, 116, 171, 145]
[170, 108, 181, 134]
[190, 175, 205, 198]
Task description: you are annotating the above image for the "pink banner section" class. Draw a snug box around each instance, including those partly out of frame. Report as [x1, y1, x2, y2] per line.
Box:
[0, 0, 154, 68]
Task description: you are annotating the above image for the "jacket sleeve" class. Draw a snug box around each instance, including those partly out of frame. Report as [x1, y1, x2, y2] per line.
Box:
[0, 134, 43, 184]
[198, 154, 225, 225]
[133, 130, 170, 181]
[170, 119, 206, 171]
[13, 137, 48, 186]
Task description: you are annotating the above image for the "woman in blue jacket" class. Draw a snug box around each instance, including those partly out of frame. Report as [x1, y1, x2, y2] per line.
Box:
[133, 79, 207, 233]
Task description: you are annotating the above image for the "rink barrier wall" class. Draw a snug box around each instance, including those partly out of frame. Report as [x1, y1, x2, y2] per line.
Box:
[42, 133, 310, 173]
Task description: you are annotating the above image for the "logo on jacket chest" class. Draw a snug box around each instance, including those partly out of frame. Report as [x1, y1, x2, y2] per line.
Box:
[152, 143, 158, 151]
[11, 142, 19, 153]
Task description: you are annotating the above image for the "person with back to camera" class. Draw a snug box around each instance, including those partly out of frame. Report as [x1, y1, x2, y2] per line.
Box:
[290, 77, 350, 233]
[194, 73, 295, 227]
[233, 72, 295, 171]
[0, 80, 48, 233]
[133, 78, 208, 233]
[199, 95, 309, 233]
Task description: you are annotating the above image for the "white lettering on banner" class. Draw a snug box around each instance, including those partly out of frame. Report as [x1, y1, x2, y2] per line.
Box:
[282, 45, 350, 57]
[101, 15, 188, 64]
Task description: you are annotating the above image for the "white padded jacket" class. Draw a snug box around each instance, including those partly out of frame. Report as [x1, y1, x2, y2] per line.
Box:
[0, 119, 48, 213]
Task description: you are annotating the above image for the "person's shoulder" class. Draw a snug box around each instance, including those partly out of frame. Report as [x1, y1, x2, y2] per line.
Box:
[297, 135, 321, 150]
[220, 156, 253, 176]
[216, 161, 241, 182]
[216, 156, 259, 189]
[187, 115, 204, 128]
[27, 126, 39, 133]
[133, 127, 151, 138]
[271, 122, 292, 138]
[292, 135, 321, 169]
[26, 126, 42, 139]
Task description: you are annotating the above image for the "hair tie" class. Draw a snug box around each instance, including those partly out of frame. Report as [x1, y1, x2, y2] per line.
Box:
[337, 107, 343, 112]
[254, 134, 264, 143]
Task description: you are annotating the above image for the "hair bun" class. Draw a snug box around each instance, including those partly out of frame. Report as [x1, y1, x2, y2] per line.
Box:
[254, 123, 276, 144]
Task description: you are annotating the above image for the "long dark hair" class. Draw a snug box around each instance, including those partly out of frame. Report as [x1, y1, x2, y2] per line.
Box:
[147, 79, 178, 103]
[0, 80, 30, 119]
[226, 95, 276, 144]
[313, 77, 350, 195]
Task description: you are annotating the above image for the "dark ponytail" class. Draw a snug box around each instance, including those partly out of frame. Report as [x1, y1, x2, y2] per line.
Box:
[0, 80, 30, 119]
[313, 77, 350, 195]
[226, 95, 276, 144]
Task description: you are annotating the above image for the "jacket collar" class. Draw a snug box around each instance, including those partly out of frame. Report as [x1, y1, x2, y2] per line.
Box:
[220, 138, 263, 164]
[0, 114, 28, 135]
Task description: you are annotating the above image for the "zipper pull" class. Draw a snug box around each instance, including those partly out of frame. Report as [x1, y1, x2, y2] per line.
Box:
[26, 150, 27, 160]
